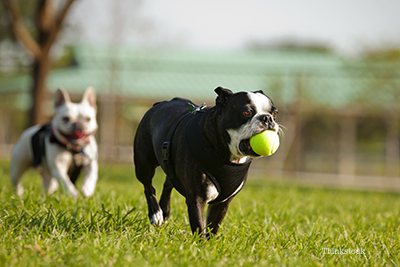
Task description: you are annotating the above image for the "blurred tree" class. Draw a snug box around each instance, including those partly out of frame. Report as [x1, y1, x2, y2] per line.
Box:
[2, 0, 75, 126]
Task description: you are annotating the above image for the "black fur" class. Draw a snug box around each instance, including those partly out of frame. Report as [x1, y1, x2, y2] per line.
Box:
[133, 87, 277, 236]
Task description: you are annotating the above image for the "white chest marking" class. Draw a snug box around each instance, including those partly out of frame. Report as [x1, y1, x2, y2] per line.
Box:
[206, 183, 219, 203]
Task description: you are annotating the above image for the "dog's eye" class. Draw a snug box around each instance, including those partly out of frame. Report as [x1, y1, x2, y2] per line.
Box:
[85, 117, 91, 122]
[272, 110, 278, 118]
[62, 117, 70, 123]
[243, 110, 252, 117]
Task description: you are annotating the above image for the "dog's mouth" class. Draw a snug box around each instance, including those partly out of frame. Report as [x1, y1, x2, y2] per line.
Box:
[69, 130, 89, 140]
[60, 130, 91, 144]
[239, 139, 260, 157]
[51, 123, 94, 150]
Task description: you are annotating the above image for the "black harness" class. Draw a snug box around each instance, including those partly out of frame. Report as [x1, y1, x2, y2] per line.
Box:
[31, 123, 83, 184]
[162, 109, 252, 204]
[31, 124, 51, 168]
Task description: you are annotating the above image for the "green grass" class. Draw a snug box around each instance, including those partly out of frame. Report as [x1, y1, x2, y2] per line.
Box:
[0, 160, 399, 266]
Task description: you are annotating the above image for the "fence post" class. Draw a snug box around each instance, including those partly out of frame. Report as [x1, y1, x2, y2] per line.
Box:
[385, 114, 399, 177]
[338, 115, 356, 176]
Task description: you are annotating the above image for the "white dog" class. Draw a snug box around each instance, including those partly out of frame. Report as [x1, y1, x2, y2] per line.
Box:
[10, 87, 99, 199]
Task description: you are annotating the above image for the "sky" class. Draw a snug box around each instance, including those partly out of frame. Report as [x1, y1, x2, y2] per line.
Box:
[67, 0, 400, 56]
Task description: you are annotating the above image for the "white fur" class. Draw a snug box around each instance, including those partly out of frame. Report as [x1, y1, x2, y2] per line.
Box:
[248, 92, 273, 114]
[150, 208, 164, 226]
[10, 87, 98, 199]
[54, 101, 97, 140]
[227, 92, 279, 161]
[205, 183, 219, 203]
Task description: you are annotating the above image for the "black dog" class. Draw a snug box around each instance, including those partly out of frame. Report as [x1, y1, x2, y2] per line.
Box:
[133, 87, 279, 236]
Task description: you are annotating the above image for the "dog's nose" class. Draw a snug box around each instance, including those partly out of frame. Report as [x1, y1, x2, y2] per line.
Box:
[259, 114, 277, 130]
[259, 114, 273, 124]
[72, 122, 84, 132]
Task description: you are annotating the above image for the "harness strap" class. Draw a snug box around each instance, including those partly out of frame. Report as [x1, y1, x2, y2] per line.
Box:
[162, 112, 193, 196]
[31, 124, 51, 167]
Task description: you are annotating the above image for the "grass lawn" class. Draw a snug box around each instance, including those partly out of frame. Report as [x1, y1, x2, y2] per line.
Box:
[0, 160, 399, 266]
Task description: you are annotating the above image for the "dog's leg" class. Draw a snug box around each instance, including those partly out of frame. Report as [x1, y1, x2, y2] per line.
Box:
[186, 196, 208, 235]
[47, 151, 79, 199]
[9, 161, 30, 197]
[205, 198, 233, 236]
[51, 168, 79, 199]
[10, 126, 39, 197]
[144, 184, 164, 226]
[10, 147, 32, 197]
[80, 160, 98, 198]
[135, 159, 163, 226]
[40, 169, 59, 194]
[159, 177, 174, 221]
[134, 133, 164, 226]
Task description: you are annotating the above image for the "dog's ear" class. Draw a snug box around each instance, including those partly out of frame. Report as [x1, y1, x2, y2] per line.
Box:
[54, 88, 71, 108]
[215, 86, 233, 107]
[82, 86, 97, 109]
[254, 90, 266, 95]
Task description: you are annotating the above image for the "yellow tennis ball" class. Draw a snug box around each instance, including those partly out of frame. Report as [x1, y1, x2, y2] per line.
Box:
[250, 130, 280, 156]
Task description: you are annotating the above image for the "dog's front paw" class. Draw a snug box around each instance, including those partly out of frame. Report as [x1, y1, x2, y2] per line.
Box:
[80, 184, 95, 198]
[47, 178, 59, 195]
[16, 184, 24, 197]
[68, 188, 79, 200]
[149, 208, 164, 226]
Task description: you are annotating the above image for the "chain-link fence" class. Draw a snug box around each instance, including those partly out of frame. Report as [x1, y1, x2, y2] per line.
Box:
[1, 45, 399, 189]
